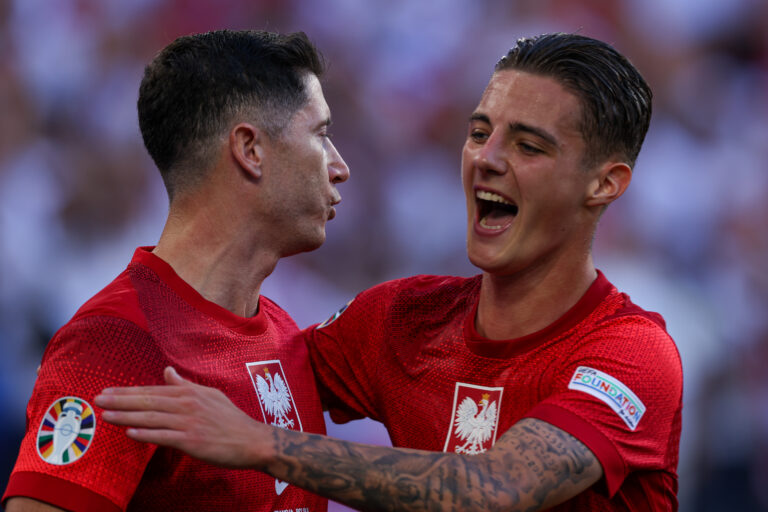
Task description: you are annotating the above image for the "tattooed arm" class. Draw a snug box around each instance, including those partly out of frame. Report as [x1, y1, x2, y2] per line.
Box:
[267, 416, 600, 511]
[96, 367, 602, 512]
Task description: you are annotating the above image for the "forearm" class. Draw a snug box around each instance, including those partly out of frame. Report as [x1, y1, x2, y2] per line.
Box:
[96, 369, 601, 510]
[257, 418, 599, 512]
[262, 427, 511, 512]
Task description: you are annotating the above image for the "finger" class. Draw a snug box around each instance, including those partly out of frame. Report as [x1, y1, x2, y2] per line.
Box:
[99, 382, 196, 397]
[164, 366, 188, 386]
[94, 392, 187, 412]
[124, 427, 189, 447]
[101, 409, 185, 430]
[99, 385, 179, 396]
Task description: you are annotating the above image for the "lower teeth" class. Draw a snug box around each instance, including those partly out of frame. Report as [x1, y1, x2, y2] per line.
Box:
[479, 217, 505, 230]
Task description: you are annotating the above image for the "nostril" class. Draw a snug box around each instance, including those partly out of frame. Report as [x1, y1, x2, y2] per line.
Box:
[474, 151, 506, 176]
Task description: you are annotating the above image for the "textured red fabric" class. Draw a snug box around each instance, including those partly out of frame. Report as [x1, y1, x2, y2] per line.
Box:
[4, 247, 327, 512]
[306, 271, 682, 511]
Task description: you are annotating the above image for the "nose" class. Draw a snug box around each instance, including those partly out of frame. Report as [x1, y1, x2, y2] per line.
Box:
[328, 139, 350, 184]
[473, 132, 507, 175]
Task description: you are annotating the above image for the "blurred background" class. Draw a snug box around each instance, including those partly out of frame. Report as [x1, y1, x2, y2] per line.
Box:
[1, 0, 767, 510]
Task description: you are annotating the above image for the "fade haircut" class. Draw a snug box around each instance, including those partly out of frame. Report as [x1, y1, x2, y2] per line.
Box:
[496, 33, 652, 168]
[138, 30, 325, 199]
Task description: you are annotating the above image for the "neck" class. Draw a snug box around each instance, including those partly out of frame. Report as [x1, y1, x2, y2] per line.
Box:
[476, 256, 597, 340]
[152, 196, 280, 318]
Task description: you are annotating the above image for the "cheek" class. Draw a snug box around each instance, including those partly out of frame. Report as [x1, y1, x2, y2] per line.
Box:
[460, 153, 474, 191]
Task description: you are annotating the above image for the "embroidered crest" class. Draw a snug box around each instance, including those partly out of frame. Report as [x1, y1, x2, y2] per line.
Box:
[443, 383, 503, 454]
[247, 360, 302, 430]
[568, 366, 646, 430]
[316, 300, 353, 329]
[246, 360, 302, 496]
[37, 397, 95, 465]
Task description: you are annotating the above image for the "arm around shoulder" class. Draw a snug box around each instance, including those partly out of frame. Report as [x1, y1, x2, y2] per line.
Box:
[255, 416, 603, 511]
[98, 369, 604, 511]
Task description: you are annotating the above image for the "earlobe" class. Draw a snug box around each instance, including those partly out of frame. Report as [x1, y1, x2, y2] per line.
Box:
[585, 162, 632, 207]
[229, 123, 264, 180]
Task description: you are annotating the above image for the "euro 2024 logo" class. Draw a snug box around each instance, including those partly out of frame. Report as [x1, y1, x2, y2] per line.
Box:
[37, 397, 96, 465]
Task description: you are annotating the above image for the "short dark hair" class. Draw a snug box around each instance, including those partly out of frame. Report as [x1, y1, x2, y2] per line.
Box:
[138, 30, 325, 199]
[496, 33, 652, 168]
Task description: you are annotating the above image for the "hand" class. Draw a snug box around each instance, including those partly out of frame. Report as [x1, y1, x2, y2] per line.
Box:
[94, 367, 269, 469]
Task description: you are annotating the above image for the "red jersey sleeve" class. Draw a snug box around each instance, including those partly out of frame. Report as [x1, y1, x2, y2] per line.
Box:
[525, 314, 682, 497]
[3, 315, 163, 511]
[304, 282, 397, 424]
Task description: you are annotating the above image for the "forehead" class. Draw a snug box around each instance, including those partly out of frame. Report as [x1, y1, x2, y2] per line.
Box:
[475, 70, 583, 137]
[290, 73, 330, 126]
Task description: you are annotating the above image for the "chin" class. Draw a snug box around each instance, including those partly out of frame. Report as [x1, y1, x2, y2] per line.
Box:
[467, 245, 522, 276]
[282, 231, 326, 257]
[467, 248, 498, 273]
[302, 231, 327, 253]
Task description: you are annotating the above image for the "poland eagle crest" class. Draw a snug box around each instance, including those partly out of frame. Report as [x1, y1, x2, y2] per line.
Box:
[247, 360, 303, 496]
[254, 367, 294, 429]
[453, 393, 498, 454]
[444, 383, 503, 454]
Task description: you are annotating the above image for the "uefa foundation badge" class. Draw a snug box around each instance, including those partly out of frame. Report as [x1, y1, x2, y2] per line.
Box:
[37, 397, 96, 465]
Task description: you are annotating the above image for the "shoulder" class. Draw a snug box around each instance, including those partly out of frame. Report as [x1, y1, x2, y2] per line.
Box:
[576, 289, 682, 391]
[359, 274, 480, 304]
[593, 291, 675, 352]
[257, 295, 300, 332]
[600, 290, 667, 330]
[69, 266, 147, 331]
[312, 274, 479, 334]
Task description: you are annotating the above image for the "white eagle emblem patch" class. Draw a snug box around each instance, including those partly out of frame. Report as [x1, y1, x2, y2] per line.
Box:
[246, 360, 302, 496]
[444, 383, 503, 454]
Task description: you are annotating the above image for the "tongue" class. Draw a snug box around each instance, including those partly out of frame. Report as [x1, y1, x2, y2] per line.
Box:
[481, 209, 516, 228]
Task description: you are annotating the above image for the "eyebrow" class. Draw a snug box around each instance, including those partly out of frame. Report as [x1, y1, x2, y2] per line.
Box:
[469, 113, 559, 148]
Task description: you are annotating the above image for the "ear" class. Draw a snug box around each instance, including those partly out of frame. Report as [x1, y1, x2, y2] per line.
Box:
[585, 161, 632, 208]
[229, 122, 266, 180]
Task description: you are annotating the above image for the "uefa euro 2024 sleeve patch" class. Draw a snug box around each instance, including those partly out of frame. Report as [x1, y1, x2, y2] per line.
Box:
[316, 299, 353, 329]
[37, 397, 96, 465]
[568, 366, 646, 430]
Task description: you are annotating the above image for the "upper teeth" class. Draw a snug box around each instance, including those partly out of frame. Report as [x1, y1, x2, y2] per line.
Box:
[476, 190, 513, 205]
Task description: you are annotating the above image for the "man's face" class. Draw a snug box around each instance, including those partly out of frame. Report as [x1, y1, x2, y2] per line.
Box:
[261, 74, 349, 256]
[462, 70, 597, 276]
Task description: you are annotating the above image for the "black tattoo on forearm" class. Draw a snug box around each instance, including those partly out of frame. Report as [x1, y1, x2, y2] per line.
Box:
[265, 418, 601, 512]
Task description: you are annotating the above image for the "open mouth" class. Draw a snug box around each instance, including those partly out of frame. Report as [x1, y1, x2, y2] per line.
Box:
[476, 190, 518, 230]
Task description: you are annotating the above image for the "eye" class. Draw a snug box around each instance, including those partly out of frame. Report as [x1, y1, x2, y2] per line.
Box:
[469, 129, 489, 143]
[518, 142, 543, 155]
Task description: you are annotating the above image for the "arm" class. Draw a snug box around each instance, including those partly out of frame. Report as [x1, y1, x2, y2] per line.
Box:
[5, 497, 68, 512]
[96, 367, 602, 511]
[5, 316, 158, 512]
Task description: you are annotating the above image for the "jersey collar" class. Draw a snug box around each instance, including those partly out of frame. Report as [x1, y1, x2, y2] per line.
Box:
[463, 270, 615, 358]
[132, 246, 270, 336]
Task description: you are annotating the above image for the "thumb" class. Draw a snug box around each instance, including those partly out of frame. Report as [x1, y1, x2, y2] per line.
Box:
[164, 366, 188, 386]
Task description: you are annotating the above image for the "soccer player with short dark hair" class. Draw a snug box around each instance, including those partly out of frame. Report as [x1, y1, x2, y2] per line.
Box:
[4, 29, 349, 512]
[96, 33, 681, 511]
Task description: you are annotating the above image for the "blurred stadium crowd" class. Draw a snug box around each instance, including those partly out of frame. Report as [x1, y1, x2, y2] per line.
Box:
[1, 0, 766, 510]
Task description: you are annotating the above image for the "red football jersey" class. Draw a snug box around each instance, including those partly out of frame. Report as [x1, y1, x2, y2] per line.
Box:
[4, 247, 327, 512]
[306, 271, 682, 511]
